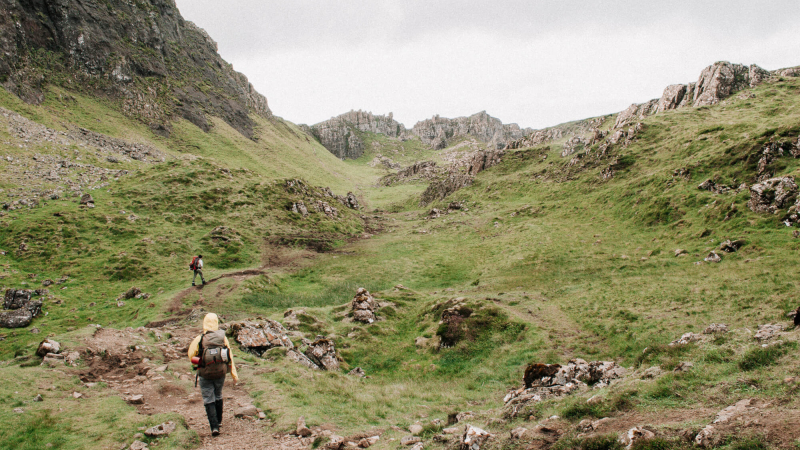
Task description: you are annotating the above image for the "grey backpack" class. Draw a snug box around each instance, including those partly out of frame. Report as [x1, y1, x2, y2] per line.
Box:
[197, 330, 229, 380]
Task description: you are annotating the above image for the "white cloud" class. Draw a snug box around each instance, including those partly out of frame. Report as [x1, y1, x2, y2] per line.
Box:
[175, 0, 800, 128]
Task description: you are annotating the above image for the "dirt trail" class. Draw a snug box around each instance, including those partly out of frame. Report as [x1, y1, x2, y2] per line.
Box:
[79, 325, 310, 449]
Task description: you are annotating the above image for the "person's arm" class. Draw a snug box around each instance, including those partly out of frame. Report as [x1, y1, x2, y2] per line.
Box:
[187, 335, 201, 361]
[223, 336, 239, 382]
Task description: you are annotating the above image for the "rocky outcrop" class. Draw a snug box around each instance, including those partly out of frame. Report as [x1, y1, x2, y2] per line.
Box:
[0, 288, 45, 328]
[418, 149, 504, 205]
[379, 161, 439, 186]
[304, 337, 340, 371]
[747, 176, 797, 214]
[228, 319, 294, 356]
[504, 359, 626, 417]
[351, 288, 379, 324]
[307, 111, 406, 159]
[693, 62, 769, 107]
[411, 111, 529, 150]
[0, 0, 270, 138]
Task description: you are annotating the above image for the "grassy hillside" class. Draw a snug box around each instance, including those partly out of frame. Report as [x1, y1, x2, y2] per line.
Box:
[1, 77, 800, 450]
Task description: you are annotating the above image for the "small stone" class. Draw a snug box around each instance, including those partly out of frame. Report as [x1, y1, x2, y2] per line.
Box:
[358, 436, 379, 448]
[674, 362, 695, 372]
[14, 407, 24, 413]
[587, 395, 603, 405]
[72, 392, 83, 399]
[409, 424, 424, 435]
[145, 421, 176, 437]
[258, 411, 266, 420]
[401, 436, 421, 446]
[510, 427, 527, 439]
[33, 394, 43, 402]
[409, 443, 424, 450]
[129, 441, 148, 450]
[125, 394, 144, 404]
[443, 427, 460, 434]
[36, 339, 61, 357]
[462, 425, 490, 450]
[154, 365, 168, 372]
[296, 415, 312, 436]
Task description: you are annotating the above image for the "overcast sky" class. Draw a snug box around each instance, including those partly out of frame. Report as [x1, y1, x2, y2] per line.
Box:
[174, 1, 799, 129]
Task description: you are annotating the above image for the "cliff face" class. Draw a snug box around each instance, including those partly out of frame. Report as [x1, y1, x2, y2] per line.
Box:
[410, 111, 529, 150]
[307, 110, 406, 159]
[0, 0, 270, 138]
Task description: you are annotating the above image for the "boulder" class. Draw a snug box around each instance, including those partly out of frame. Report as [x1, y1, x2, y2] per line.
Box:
[234, 404, 258, 418]
[125, 394, 144, 404]
[229, 319, 294, 356]
[704, 251, 722, 263]
[748, 176, 797, 213]
[351, 288, 378, 324]
[0, 305, 38, 328]
[122, 287, 142, 299]
[144, 421, 175, 437]
[345, 192, 360, 209]
[719, 240, 744, 252]
[4, 289, 32, 310]
[36, 339, 60, 357]
[358, 436, 379, 448]
[693, 62, 757, 107]
[461, 425, 490, 450]
[80, 193, 94, 205]
[305, 337, 340, 371]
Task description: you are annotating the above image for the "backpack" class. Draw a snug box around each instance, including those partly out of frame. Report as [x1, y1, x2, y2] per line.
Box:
[196, 330, 229, 380]
[189, 256, 199, 271]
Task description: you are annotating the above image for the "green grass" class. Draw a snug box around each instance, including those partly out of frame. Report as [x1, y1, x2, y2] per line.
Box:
[2, 75, 800, 448]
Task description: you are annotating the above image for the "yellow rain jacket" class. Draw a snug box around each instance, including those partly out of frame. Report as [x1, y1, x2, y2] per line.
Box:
[187, 313, 239, 382]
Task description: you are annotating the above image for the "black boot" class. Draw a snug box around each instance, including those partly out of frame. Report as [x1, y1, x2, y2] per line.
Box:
[215, 399, 223, 427]
[204, 402, 220, 436]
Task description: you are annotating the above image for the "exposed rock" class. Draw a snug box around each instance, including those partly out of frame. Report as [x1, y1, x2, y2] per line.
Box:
[409, 424, 424, 435]
[505, 359, 625, 417]
[0, 0, 270, 138]
[419, 172, 473, 206]
[401, 436, 421, 446]
[509, 427, 527, 439]
[614, 100, 658, 129]
[412, 111, 528, 150]
[351, 288, 379, 323]
[129, 441, 149, 450]
[36, 339, 61, 357]
[305, 337, 340, 371]
[461, 424, 490, 450]
[0, 300, 42, 328]
[704, 251, 722, 263]
[674, 362, 694, 372]
[80, 193, 94, 206]
[674, 249, 688, 257]
[696, 399, 761, 447]
[348, 367, 366, 378]
[748, 176, 797, 214]
[228, 319, 294, 356]
[295, 416, 312, 437]
[308, 111, 405, 159]
[344, 192, 360, 210]
[234, 404, 259, 418]
[694, 62, 766, 107]
[122, 287, 142, 299]
[621, 427, 655, 449]
[358, 436, 380, 448]
[4, 289, 33, 310]
[379, 161, 438, 186]
[754, 323, 783, 341]
[670, 332, 701, 346]
[703, 323, 729, 334]
[144, 421, 175, 437]
[657, 84, 688, 112]
[286, 349, 320, 370]
[719, 239, 744, 252]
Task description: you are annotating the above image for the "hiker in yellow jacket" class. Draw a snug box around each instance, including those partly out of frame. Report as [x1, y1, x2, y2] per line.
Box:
[188, 313, 239, 436]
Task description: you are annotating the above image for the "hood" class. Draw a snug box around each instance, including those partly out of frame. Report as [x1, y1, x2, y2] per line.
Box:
[203, 313, 219, 333]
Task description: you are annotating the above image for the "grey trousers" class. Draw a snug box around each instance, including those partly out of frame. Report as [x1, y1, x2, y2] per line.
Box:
[192, 269, 205, 283]
[199, 375, 225, 405]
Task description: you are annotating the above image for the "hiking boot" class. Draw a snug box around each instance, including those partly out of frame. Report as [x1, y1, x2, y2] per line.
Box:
[192, 282, 195, 286]
[204, 402, 219, 435]
[202, 280, 206, 285]
[215, 399, 223, 426]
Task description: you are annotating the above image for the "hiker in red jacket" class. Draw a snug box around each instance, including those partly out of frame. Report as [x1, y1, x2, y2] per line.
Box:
[191, 255, 206, 286]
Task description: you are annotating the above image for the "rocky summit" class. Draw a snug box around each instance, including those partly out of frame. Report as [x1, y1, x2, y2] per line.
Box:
[1, 2, 800, 450]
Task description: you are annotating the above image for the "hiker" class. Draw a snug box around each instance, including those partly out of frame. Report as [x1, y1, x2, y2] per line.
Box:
[187, 313, 239, 436]
[191, 254, 206, 286]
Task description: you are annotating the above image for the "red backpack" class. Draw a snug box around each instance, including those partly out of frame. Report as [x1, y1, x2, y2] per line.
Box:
[189, 256, 199, 271]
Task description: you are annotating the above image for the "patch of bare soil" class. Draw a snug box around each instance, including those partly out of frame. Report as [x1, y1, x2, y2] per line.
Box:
[76, 325, 311, 449]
